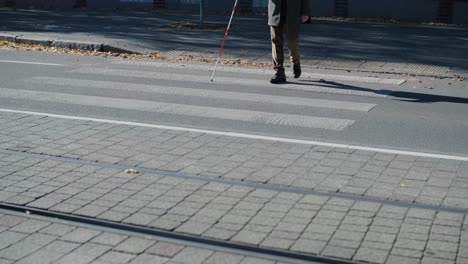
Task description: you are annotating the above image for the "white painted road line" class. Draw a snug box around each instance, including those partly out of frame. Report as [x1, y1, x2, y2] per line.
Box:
[0, 60, 65, 66]
[0, 88, 354, 130]
[113, 60, 407, 85]
[0, 108, 466, 161]
[71, 67, 390, 98]
[26, 77, 377, 112]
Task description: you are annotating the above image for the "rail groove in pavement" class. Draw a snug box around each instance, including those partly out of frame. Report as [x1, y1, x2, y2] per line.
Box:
[2, 148, 468, 215]
[0, 203, 358, 264]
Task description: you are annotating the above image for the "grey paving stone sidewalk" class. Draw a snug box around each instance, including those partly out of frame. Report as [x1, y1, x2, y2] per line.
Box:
[0, 212, 293, 264]
[0, 145, 467, 263]
[1, 112, 467, 210]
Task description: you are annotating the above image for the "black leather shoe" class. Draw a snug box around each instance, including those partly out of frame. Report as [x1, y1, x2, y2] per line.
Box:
[270, 72, 287, 84]
[293, 63, 301, 79]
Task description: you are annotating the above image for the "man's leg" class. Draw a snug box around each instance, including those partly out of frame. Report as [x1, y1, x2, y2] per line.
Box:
[270, 24, 286, 83]
[286, 28, 301, 78]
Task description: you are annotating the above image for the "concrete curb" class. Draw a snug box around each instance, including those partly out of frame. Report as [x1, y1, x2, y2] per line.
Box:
[101, 44, 139, 54]
[16, 36, 53, 46]
[1, 34, 140, 54]
[0, 34, 16, 42]
[52, 40, 103, 52]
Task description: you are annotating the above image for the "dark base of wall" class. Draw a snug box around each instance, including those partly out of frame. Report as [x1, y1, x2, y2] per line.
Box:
[437, 0, 454, 23]
[153, 0, 165, 9]
[6, 0, 15, 7]
[335, 0, 348, 17]
[3, 0, 467, 24]
[73, 0, 86, 8]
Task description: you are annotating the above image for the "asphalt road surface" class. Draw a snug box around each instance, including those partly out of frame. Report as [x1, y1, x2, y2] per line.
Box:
[1, 48, 467, 157]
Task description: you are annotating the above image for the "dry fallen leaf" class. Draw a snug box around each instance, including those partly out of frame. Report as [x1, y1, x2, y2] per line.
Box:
[453, 75, 466, 81]
[0, 40, 272, 68]
[163, 22, 227, 31]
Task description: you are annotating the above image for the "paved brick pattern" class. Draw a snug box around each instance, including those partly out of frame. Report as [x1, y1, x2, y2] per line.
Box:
[0, 213, 288, 264]
[1, 112, 468, 264]
[0, 151, 466, 263]
[0, 112, 467, 209]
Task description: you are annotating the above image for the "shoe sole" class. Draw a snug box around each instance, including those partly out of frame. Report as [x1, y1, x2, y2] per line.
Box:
[270, 79, 287, 84]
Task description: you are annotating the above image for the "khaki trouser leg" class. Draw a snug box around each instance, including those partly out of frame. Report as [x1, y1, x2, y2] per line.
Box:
[286, 28, 300, 65]
[271, 23, 300, 73]
[270, 24, 285, 73]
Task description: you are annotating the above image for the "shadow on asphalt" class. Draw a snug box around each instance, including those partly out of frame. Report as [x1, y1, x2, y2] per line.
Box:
[2, 9, 468, 70]
[294, 80, 468, 104]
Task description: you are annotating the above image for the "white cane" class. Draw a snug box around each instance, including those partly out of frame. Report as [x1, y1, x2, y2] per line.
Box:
[210, 0, 239, 82]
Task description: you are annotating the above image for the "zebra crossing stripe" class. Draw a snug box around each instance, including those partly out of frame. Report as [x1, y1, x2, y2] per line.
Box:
[25, 77, 376, 112]
[112, 60, 406, 85]
[0, 88, 355, 130]
[71, 67, 390, 98]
